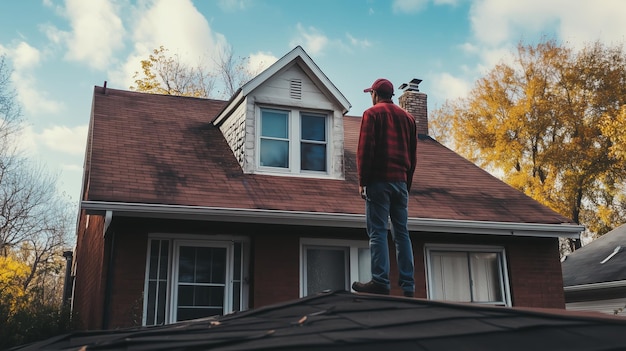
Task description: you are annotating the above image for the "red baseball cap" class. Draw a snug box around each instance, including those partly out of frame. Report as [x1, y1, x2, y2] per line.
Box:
[363, 78, 394, 96]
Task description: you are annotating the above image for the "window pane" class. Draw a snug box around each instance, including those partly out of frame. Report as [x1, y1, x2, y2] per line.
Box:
[301, 143, 326, 171]
[194, 286, 225, 306]
[196, 247, 226, 284]
[260, 139, 289, 167]
[178, 247, 195, 283]
[301, 114, 326, 141]
[158, 241, 169, 278]
[470, 253, 503, 302]
[146, 240, 169, 326]
[149, 241, 160, 279]
[177, 307, 222, 321]
[430, 251, 471, 302]
[178, 285, 194, 306]
[157, 283, 167, 324]
[306, 248, 347, 295]
[262, 110, 288, 138]
[232, 243, 242, 312]
[176, 246, 227, 322]
[358, 248, 372, 283]
[146, 281, 157, 323]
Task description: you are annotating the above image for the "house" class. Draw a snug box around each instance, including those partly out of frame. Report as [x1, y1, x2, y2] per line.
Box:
[562, 223, 626, 314]
[16, 290, 626, 350]
[71, 46, 584, 330]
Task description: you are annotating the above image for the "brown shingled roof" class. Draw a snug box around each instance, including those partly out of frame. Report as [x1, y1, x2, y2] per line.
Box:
[83, 86, 572, 225]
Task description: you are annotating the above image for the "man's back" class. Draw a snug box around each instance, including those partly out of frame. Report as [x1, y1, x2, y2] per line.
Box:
[357, 100, 417, 190]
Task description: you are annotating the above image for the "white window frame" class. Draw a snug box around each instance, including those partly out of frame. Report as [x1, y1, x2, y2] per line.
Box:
[425, 244, 511, 306]
[142, 234, 249, 326]
[256, 106, 330, 175]
[299, 238, 370, 297]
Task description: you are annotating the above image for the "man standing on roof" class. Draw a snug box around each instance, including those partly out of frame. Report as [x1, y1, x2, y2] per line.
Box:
[352, 78, 417, 298]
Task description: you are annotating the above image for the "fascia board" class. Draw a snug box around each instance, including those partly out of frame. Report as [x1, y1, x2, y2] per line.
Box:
[565, 280, 626, 292]
[212, 89, 244, 126]
[81, 200, 583, 238]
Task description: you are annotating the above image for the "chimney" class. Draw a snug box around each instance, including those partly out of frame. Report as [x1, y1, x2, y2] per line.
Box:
[398, 78, 428, 136]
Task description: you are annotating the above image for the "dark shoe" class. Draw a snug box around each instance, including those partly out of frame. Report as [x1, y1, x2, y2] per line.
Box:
[352, 280, 390, 295]
[403, 291, 414, 298]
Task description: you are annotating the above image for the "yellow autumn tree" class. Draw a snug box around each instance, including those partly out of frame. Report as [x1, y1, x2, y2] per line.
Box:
[130, 46, 215, 98]
[433, 40, 626, 241]
[130, 45, 258, 99]
[0, 255, 30, 315]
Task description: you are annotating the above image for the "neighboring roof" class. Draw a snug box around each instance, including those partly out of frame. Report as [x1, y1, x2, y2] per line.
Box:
[14, 290, 626, 351]
[81, 86, 580, 236]
[563, 224, 626, 288]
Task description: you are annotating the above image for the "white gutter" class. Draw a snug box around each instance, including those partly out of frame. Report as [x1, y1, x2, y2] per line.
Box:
[565, 280, 626, 293]
[81, 200, 584, 238]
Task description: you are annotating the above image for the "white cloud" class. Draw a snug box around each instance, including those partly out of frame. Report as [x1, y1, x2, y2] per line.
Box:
[108, 0, 229, 91]
[392, 0, 429, 14]
[289, 23, 329, 55]
[10, 41, 41, 71]
[12, 124, 87, 157]
[217, 0, 251, 12]
[59, 0, 125, 70]
[346, 33, 371, 49]
[469, 0, 626, 48]
[3, 41, 63, 115]
[38, 125, 88, 155]
[248, 51, 277, 74]
[431, 72, 471, 102]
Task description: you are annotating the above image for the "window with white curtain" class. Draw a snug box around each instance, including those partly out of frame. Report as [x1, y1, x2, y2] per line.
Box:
[425, 245, 511, 306]
[300, 238, 370, 297]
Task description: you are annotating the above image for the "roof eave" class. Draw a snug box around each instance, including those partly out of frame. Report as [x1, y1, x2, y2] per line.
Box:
[212, 88, 244, 126]
[80, 200, 584, 238]
[565, 280, 626, 292]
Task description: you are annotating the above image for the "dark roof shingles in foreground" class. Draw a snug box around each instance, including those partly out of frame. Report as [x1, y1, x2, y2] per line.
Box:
[85, 87, 572, 224]
[15, 291, 626, 350]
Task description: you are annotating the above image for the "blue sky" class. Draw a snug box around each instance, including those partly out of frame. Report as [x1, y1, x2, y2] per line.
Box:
[1, 0, 625, 212]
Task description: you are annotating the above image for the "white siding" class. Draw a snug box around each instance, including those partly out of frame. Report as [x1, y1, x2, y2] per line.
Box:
[243, 64, 345, 179]
[566, 297, 626, 315]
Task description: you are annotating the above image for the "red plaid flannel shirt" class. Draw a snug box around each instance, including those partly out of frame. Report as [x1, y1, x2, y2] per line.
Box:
[357, 100, 417, 190]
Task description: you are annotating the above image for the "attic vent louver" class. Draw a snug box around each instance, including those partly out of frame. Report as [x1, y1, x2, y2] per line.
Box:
[290, 79, 302, 100]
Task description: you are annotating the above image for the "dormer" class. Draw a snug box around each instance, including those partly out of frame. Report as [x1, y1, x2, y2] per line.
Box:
[212, 46, 351, 179]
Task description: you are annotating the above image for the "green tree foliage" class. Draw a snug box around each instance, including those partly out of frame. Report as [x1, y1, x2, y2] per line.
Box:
[432, 40, 626, 240]
[130, 45, 257, 99]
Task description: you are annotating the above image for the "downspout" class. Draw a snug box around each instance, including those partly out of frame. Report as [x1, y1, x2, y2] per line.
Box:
[62, 251, 73, 308]
[102, 210, 114, 329]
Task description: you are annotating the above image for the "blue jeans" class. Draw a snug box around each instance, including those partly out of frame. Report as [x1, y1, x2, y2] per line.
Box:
[365, 182, 414, 293]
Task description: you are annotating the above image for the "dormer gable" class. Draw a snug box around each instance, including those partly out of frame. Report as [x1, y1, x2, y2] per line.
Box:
[212, 46, 350, 179]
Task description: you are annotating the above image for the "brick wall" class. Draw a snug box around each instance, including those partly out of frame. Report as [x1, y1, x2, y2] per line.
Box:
[252, 231, 301, 307]
[72, 212, 106, 330]
[507, 236, 565, 308]
[74, 216, 565, 329]
[107, 227, 148, 328]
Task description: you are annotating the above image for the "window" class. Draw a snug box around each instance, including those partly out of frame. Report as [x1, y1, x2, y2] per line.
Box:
[143, 237, 247, 326]
[259, 108, 328, 173]
[300, 238, 370, 297]
[425, 245, 511, 306]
